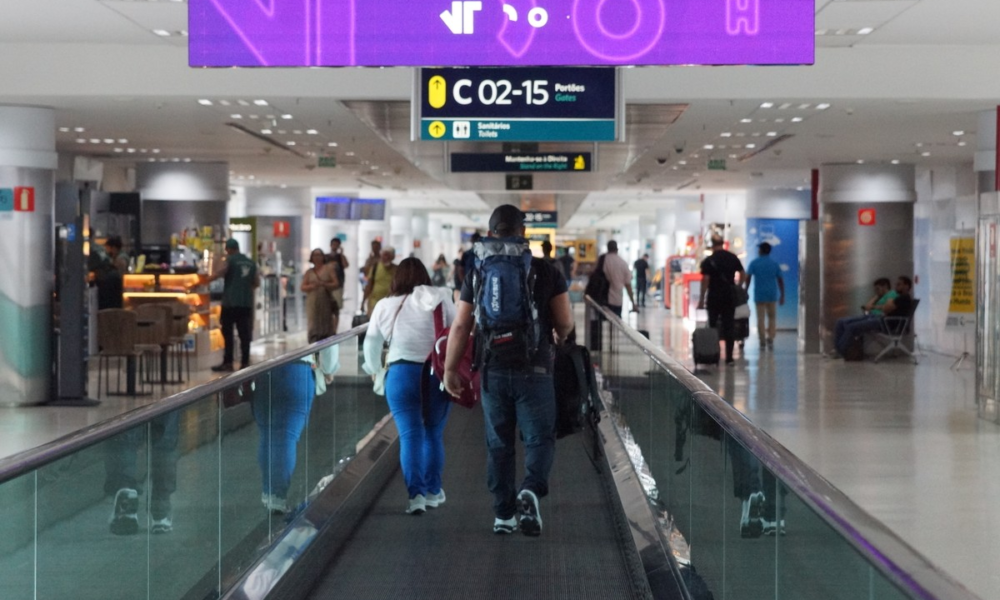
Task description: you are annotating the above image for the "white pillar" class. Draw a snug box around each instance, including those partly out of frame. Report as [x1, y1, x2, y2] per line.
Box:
[0, 106, 57, 405]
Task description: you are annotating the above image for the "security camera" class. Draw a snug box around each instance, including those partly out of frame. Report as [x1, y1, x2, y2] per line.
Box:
[674, 142, 686, 154]
[656, 157, 669, 166]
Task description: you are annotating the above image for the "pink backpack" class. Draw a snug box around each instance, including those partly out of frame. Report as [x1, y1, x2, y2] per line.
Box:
[424, 303, 479, 409]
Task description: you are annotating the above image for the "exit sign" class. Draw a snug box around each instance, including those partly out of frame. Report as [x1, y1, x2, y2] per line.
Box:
[318, 156, 337, 168]
[708, 159, 727, 171]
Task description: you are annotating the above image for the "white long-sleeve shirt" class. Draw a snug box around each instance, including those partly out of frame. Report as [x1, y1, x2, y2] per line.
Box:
[362, 285, 457, 375]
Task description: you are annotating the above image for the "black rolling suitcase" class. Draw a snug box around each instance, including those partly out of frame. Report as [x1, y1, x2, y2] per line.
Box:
[692, 327, 721, 366]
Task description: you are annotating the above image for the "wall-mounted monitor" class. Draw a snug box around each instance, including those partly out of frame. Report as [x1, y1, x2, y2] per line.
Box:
[350, 198, 386, 221]
[315, 197, 352, 220]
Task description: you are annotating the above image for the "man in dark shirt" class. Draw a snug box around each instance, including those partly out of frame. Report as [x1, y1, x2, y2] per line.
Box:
[633, 254, 651, 307]
[697, 237, 745, 365]
[458, 232, 481, 286]
[836, 276, 914, 357]
[444, 205, 573, 538]
[209, 239, 260, 371]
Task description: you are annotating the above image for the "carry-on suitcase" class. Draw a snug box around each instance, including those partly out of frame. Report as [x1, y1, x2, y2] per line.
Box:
[692, 327, 721, 366]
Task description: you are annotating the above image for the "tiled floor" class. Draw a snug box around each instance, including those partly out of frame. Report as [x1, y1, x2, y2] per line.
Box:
[627, 305, 999, 600]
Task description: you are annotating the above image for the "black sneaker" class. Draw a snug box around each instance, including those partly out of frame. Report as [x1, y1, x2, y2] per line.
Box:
[109, 488, 139, 536]
[517, 490, 542, 537]
[212, 363, 234, 372]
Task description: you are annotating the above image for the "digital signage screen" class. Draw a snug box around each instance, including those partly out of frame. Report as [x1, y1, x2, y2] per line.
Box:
[189, 0, 814, 67]
[315, 197, 352, 220]
[350, 198, 386, 221]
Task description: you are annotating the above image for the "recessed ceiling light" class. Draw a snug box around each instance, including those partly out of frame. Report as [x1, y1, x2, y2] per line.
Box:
[179, 30, 188, 37]
[89, 138, 100, 144]
[797, 103, 811, 110]
[219, 100, 231, 106]
[118, 138, 128, 144]
[958, 141, 968, 147]
[740, 118, 752, 124]
[74, 127, 85, 133]
[720, 132, 732, 137]
[774, 118, 786, 123]
[152, 149, 161, 153]
[346, 151, 356, 156]
[766, 131, 777, 137]
[114, 148, 124, 153]
[140, 149, 148, 153]
[152, 29, 171, 37]
[891, 159, 900, 165]
[127, 148, 136, 154]
[857, 159, 865, 164]
[102, 138, 113, 144]
[293, 130, 303, 135]
[678, 160, 687, 165]
[197, 99, 213, 106]
[172, 158, 181, 162]
[286, 141, 296, 146]
[230, 114, 242, 119]
[857, 27, 875, 35]
[254, 99, 269, 106]
[703, 144, 715, 150]
[248, 175, 255, 180]
[306, 129, 318, 135]
[76, 139, 87, 144]
[281, 114, 293, 120]
[58, 127, 70, 133]
[746, 144, 756, 149]
[760, 102, 774, 109]
[729, 154, 738, 159]
[237, 100, 250, 107]
[953, 131, 965, 136]
[921, 151, 931, 157]
[791, 117, 803, 123]
[249, 115, 259, 120]
[328, 142, 338, 147]
[261, 129, 272, 135]
[183, 158, 192, 163]
[915, 142, 924, 147]
[816, 103, 831, 110]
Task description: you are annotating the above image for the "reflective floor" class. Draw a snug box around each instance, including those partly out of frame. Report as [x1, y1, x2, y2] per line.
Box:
[627, 305, 998, 600]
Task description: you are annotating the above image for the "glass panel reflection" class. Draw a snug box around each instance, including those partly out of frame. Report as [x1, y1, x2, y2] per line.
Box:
[0, 472, 35, 599]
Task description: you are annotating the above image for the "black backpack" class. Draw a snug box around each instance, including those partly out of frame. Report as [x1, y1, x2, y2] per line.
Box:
[553, 342, 601, 438]
[584, 255, 610, 305]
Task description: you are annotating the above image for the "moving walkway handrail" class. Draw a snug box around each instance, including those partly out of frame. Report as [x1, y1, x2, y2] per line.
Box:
[0, 326, 367, 486]
[586, 297, 979, 600]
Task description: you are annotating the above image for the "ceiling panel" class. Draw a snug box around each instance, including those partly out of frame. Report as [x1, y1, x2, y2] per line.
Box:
[0, 0, 159, 44]
[815, 0, 919, 30]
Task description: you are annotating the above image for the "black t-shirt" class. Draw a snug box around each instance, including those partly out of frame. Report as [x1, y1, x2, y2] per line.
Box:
[634, 259, 649, 281]
[461, 257, 568, 369]
[889, 292, 914, 317]
[700, 250, 744, 308]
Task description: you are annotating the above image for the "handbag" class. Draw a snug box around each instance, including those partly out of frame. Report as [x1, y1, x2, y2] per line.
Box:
[372, 295, 408, 396]
[425, 303, 479, 409]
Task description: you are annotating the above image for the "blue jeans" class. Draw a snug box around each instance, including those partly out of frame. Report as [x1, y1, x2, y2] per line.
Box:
[481, 368, 556, 519]
[385, 363, 452, 499]
[252, 361, 315, 500]
[835, 315, 881, 355]
[104, 412, 179, 520]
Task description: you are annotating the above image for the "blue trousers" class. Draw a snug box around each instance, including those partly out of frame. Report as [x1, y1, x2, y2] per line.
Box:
[481, 368, 556, 520]
[252, 361, 315, 500]
[835, 315, 882, 356]
[385, 363, 452, 499]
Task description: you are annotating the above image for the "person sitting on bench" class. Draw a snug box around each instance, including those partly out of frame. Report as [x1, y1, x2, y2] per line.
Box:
[834, 276, 913, 357]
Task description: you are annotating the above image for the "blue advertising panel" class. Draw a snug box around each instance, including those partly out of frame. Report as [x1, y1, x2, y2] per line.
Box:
[745, 218, 800, 330]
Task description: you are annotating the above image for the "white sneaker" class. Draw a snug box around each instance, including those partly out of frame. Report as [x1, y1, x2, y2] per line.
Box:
[517, 490, 542, 537]
[262, 493, 288, 514]
[493, 517, 517, 534]
[425, 490, 446, 508]
[406, 495, 427, 515]
[151, 516, 173, 534]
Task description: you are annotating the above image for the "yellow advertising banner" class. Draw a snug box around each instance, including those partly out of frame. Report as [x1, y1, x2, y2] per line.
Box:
[948, 237, 975, 314]
[575, 239, 598, 263]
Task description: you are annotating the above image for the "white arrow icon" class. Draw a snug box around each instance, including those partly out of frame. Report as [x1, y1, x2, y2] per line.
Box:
[441, 1, 482, 35]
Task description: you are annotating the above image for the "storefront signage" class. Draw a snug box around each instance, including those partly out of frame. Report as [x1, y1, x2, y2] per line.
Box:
[189, 0, 814, 67]
[451, 152, 591, 173]
[524, 211, 558, 228]
[575, 239, 598, 263]
[273, 221, 291, 238]
[14, 187, 34, 212]
[418, 67, 617, 142]
[858, 208, 876, 226]
[948, 236, 975, 316]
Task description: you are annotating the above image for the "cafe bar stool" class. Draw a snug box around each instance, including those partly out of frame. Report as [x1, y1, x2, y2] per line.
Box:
[160, 302, 191, 384]
[96, 309, 150, 397]
[134, 304, 171, 387]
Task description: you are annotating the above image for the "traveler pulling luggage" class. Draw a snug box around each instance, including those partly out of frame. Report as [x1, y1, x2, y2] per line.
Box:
[692, 325, 721, 367]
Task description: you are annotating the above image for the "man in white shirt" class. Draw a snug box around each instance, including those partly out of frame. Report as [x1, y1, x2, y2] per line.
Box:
[602, 241, 638, 317]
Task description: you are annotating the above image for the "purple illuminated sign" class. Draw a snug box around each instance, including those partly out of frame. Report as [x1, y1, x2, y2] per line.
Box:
[189, 0, 814, 67]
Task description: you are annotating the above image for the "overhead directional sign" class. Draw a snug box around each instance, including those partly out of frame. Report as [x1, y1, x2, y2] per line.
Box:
[189, 0, 814, 67]
[451, 152, 592, 173]
[418, 67, 617, 142]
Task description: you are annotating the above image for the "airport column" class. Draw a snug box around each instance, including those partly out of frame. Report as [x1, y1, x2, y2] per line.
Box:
[819, 164, 916, 354]
[0, 106, 57, 406]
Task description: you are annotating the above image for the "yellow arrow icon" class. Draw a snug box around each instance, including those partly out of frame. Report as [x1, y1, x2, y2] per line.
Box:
[429, 121, 446, 139]
[428, 76, 447, 109]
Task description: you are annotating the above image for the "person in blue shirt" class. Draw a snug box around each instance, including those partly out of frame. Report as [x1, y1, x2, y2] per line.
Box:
[744, 242, 785, 350]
